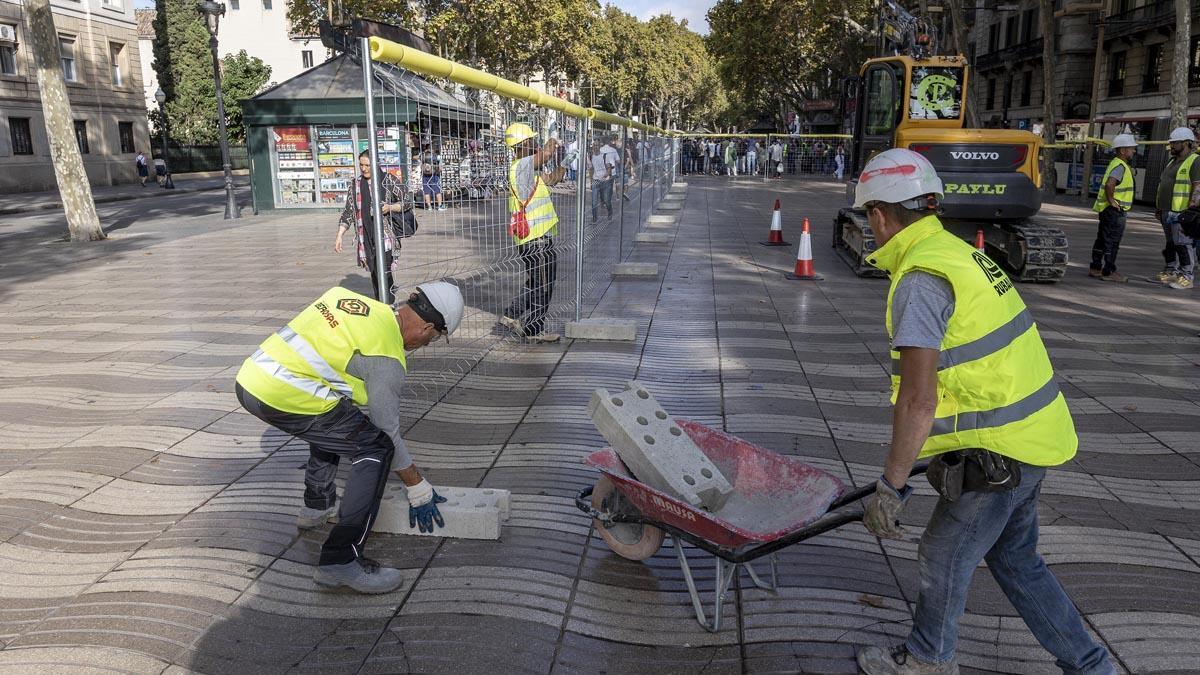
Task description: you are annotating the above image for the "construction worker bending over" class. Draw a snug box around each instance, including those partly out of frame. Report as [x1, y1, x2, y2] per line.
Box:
[1089, 134, 1139, 283]
[852, 149, 1115, 675]
[501, 122, 568, 342]
[1154, 127, 1200, 289]
[234, 282, 464, 594]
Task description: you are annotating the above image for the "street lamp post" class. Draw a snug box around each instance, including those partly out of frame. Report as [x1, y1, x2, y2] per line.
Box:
[198, 0, 238, 219]
[154, 87, 175, 189]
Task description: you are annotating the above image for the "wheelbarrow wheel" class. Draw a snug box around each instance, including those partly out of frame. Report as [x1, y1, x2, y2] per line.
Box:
[591, 475, 665, 561]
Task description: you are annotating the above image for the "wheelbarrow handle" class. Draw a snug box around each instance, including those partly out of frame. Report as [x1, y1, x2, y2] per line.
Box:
[829, 461, 930, 511]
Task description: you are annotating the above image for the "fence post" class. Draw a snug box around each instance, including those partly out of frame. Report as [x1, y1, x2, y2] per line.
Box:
[619, 125, 628, 259]
[360, 38, 389, 303]
[574, 117, 590, 322]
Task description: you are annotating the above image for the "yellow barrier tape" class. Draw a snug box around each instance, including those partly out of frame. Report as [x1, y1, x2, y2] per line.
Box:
[679, 133, 853, 139]
[368, 36, 672, 136]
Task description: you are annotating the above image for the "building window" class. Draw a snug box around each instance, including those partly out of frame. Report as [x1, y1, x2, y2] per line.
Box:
[1143, 43, 1163, 93]
[1021, 9, 1037, 42]
[101, 0, 122, 8]
[1020, 70, 1033, 107]
[230, 0, 239, 9]
[9, 117, 32, 155]
[1108, 50, 1126, 97]
[110, 42, 125, 86]
[988, 23, 999, 53]
[302, 50, 313, 68]
[59, 36, 76, 82]
[263, 0, 272, 8]
[1190, 36, 1200, 88]
[1005, 15, 1018, 47]
[1113, 0, 1133, 14]
[986, 78, 996, 110]
[0, 24, 16, 76]
[118, 121, 135, 154]
[74, 120, 89, 154]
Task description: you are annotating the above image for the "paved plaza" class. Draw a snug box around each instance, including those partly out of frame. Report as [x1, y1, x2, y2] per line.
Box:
[0, 177, 1198, 674]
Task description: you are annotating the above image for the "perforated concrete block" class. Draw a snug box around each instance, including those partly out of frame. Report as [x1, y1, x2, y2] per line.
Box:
[647, 214, 677, 225]
[373, 484, 511, 539]
[566, 318, 637, 341]
[635, 232, 670, 244]
[613, 262, 659, 277]
[588, 381, 733, 511]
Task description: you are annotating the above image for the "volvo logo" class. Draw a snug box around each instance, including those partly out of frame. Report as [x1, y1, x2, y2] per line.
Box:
[950, 151, 1001, 160]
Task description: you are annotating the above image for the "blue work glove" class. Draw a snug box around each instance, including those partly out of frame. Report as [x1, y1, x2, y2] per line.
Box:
[406, 479, 447, 533]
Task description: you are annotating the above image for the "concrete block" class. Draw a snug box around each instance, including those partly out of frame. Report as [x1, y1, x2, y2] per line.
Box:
[647, 214, 677, 225]
[635, 232, 670, 244]
[588, 381, 733, 511]
[671, 181, 688, 189]
[566, 318, 637, 341]
[374, 484, 511, 539]
[657, 200, 683, 211]
[612, 262, 659, 277]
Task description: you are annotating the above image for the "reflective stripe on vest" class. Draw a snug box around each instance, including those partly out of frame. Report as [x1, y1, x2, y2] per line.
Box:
[865, 216, 1077, 467]
[275, 326, 354, 397]
[249, 347, 341, 402]
[1170, 153, 1198, 212]
[509, 158, 558, 245]
[1093, 157, 1134, 212]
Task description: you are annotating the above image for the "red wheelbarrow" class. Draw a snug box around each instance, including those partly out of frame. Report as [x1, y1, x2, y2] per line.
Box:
[574, 418, 926, 632]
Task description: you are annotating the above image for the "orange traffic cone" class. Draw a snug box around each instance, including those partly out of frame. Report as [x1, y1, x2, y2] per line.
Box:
[760, 199, 790, 246]
[786, 218, 823, 280]
[975, 229, 986, 254]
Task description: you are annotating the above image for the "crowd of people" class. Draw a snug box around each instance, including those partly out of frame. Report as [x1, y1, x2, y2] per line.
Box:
[679, 136, 846, 180]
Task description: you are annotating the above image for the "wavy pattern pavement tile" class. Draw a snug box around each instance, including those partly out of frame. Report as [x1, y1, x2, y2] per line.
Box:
[368, 614, 558, 675]
[407, 441, 502, 470]
[235, 557, 411, 619]
[400, 564, 570, 629]
[554, 631, 741, 674]
[0, 470, 112, 505]
[165, 430, 284, 459]
[951, 613, 1100, 674]
[0, 424, 99, 450]
[1096, 396, 1200, 416]
[65, 426, 195, 451]
[1, 339, 138, 355]
[726, 414, 830, 437]
[1034, 526, 1200, 572]
[566, 576, 738, 646]
[0, 543, 128, 599]
[0, 645, 172, 674]
[798, 361, 889, 378]
[147, 391, 240, 412]
[740, 586, 910, 644]
[1092, 611, 1200, 673]
[73, 479, 221, 516]
[1093, 475, 1200, 510]
[419, 402, 528, 425]
[12, 506, 176, 553]
[1076, 432, 1174, 454]
[90, 547, 271, 604]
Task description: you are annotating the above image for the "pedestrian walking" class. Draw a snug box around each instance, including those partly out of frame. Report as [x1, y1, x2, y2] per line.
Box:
[421, 149, 446, 211]
[834, 143, 846, 180]
[500, 122, 566, 342]
[588, 139, 616, 222]
[234, 282, 464, 594]
[746, 138, 759, 175]
[335, 150, 409, 303]
[768, 139, 784, 179]
[851, 148, 1116, 675]
[1154, 127, 1200, 289]
[136, 151, 149, 187]
[1089, 134, 1138, 282]
[153, 154, 167, 186]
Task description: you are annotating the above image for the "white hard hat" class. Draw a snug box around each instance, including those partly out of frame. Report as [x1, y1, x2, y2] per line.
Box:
[1111, 134, 1138, 149]
[852, 148, 944, 209]
[1169, 127, 1196, 143]
[413, 281, 464, 338]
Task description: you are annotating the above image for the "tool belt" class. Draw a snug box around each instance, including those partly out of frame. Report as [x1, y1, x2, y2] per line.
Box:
[926, 449, 1021, 502]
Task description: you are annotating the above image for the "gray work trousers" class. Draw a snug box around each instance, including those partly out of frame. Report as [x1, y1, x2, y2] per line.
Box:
[1160, 211, 1195, 277]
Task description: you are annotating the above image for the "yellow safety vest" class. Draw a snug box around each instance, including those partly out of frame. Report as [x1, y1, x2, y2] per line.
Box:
[865, 216, 1077, 466]
[508, 156, 558, 245]
[1093, 157, 1134, 212]
[235, 287, 407, 415]
[1168, 153, 1198, 212]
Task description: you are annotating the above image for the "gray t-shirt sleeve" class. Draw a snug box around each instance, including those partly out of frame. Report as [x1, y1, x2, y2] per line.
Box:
[513, 155, 536, 202]
[345, 353, 412, 470]
[1108, 163, 1125, 183]
[891, 271, 955, 350]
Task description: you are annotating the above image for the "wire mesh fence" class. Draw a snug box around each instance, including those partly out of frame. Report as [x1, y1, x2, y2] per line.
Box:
[676, 135, 850, 181]
[350, 40, 676, 414]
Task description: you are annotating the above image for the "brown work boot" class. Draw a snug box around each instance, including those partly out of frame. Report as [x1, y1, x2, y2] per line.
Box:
[1088, 269, 1103, 278]
[1100, 271, 1128, 283]
[857, 645, 958, 675]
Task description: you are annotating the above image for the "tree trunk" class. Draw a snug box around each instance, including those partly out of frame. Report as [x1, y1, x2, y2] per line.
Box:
[945, 0, 979, 128]
[27, 0, 104, 241]
[1171, 0, 1191, 128]
[1039, 0, 1057, 198]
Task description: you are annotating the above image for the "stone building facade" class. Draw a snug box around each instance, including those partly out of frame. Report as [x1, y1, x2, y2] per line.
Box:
[0, 0, 151, 192]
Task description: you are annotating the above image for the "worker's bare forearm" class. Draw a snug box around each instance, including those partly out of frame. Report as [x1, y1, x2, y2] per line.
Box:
[885, 394, 936, 489]
[393, 464, 422, 486]
[544, 166, 567, 186]
[1105, 180, 1119, 208]
[1190, 181, 1200, 208]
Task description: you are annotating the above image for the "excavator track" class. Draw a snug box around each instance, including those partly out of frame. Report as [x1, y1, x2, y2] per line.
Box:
[834, 209, 1068, 282]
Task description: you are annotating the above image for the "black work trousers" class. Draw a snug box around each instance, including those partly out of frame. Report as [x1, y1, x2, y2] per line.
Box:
[236, 384, 394, 566]
[1090, 206, 1126, 275]
[364, 249, 394, 303]
[505, 236, 557, 336]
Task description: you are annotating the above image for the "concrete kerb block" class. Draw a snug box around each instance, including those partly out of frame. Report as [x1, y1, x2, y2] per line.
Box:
[657, 201, 683, 212]
[612, 262, 659, 278]
[671, 181, 688, 189]
[647, 214, 677, 226]
[588, 381, 733, 511]
[566, 318, 637, 341]
[635, 232, 671, 244]
[374, 484, 511, 539]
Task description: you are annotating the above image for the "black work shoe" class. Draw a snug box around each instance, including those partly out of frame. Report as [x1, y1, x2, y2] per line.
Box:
[857, 645, 958, 674]
[313, 557, 404, 594]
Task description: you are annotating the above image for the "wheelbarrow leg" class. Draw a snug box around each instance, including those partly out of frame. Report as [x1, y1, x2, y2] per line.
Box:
[743, 553, 778, 592]
[672, 536, 738, 633]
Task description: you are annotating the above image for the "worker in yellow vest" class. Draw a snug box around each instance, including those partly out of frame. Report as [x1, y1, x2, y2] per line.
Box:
[1088, 133, 1139, 283]
[234, 282, 464, 594]
[851, 149, 1115, 675]
[1154, 127, 1200, 289]
[499, 122, 568, 342]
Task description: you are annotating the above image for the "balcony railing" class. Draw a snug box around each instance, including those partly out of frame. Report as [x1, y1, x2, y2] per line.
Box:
[1104, 0, 1189, 41]
[975, 37, 1045, 71]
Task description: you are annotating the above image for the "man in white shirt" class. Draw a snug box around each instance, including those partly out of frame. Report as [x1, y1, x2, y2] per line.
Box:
[589, 138, 618, 222]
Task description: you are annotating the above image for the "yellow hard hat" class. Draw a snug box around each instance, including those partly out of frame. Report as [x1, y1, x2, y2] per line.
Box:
[505, 122, 536, 148]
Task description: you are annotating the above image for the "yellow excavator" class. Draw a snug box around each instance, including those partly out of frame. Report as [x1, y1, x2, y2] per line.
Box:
[833, 2, 1067, 281]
